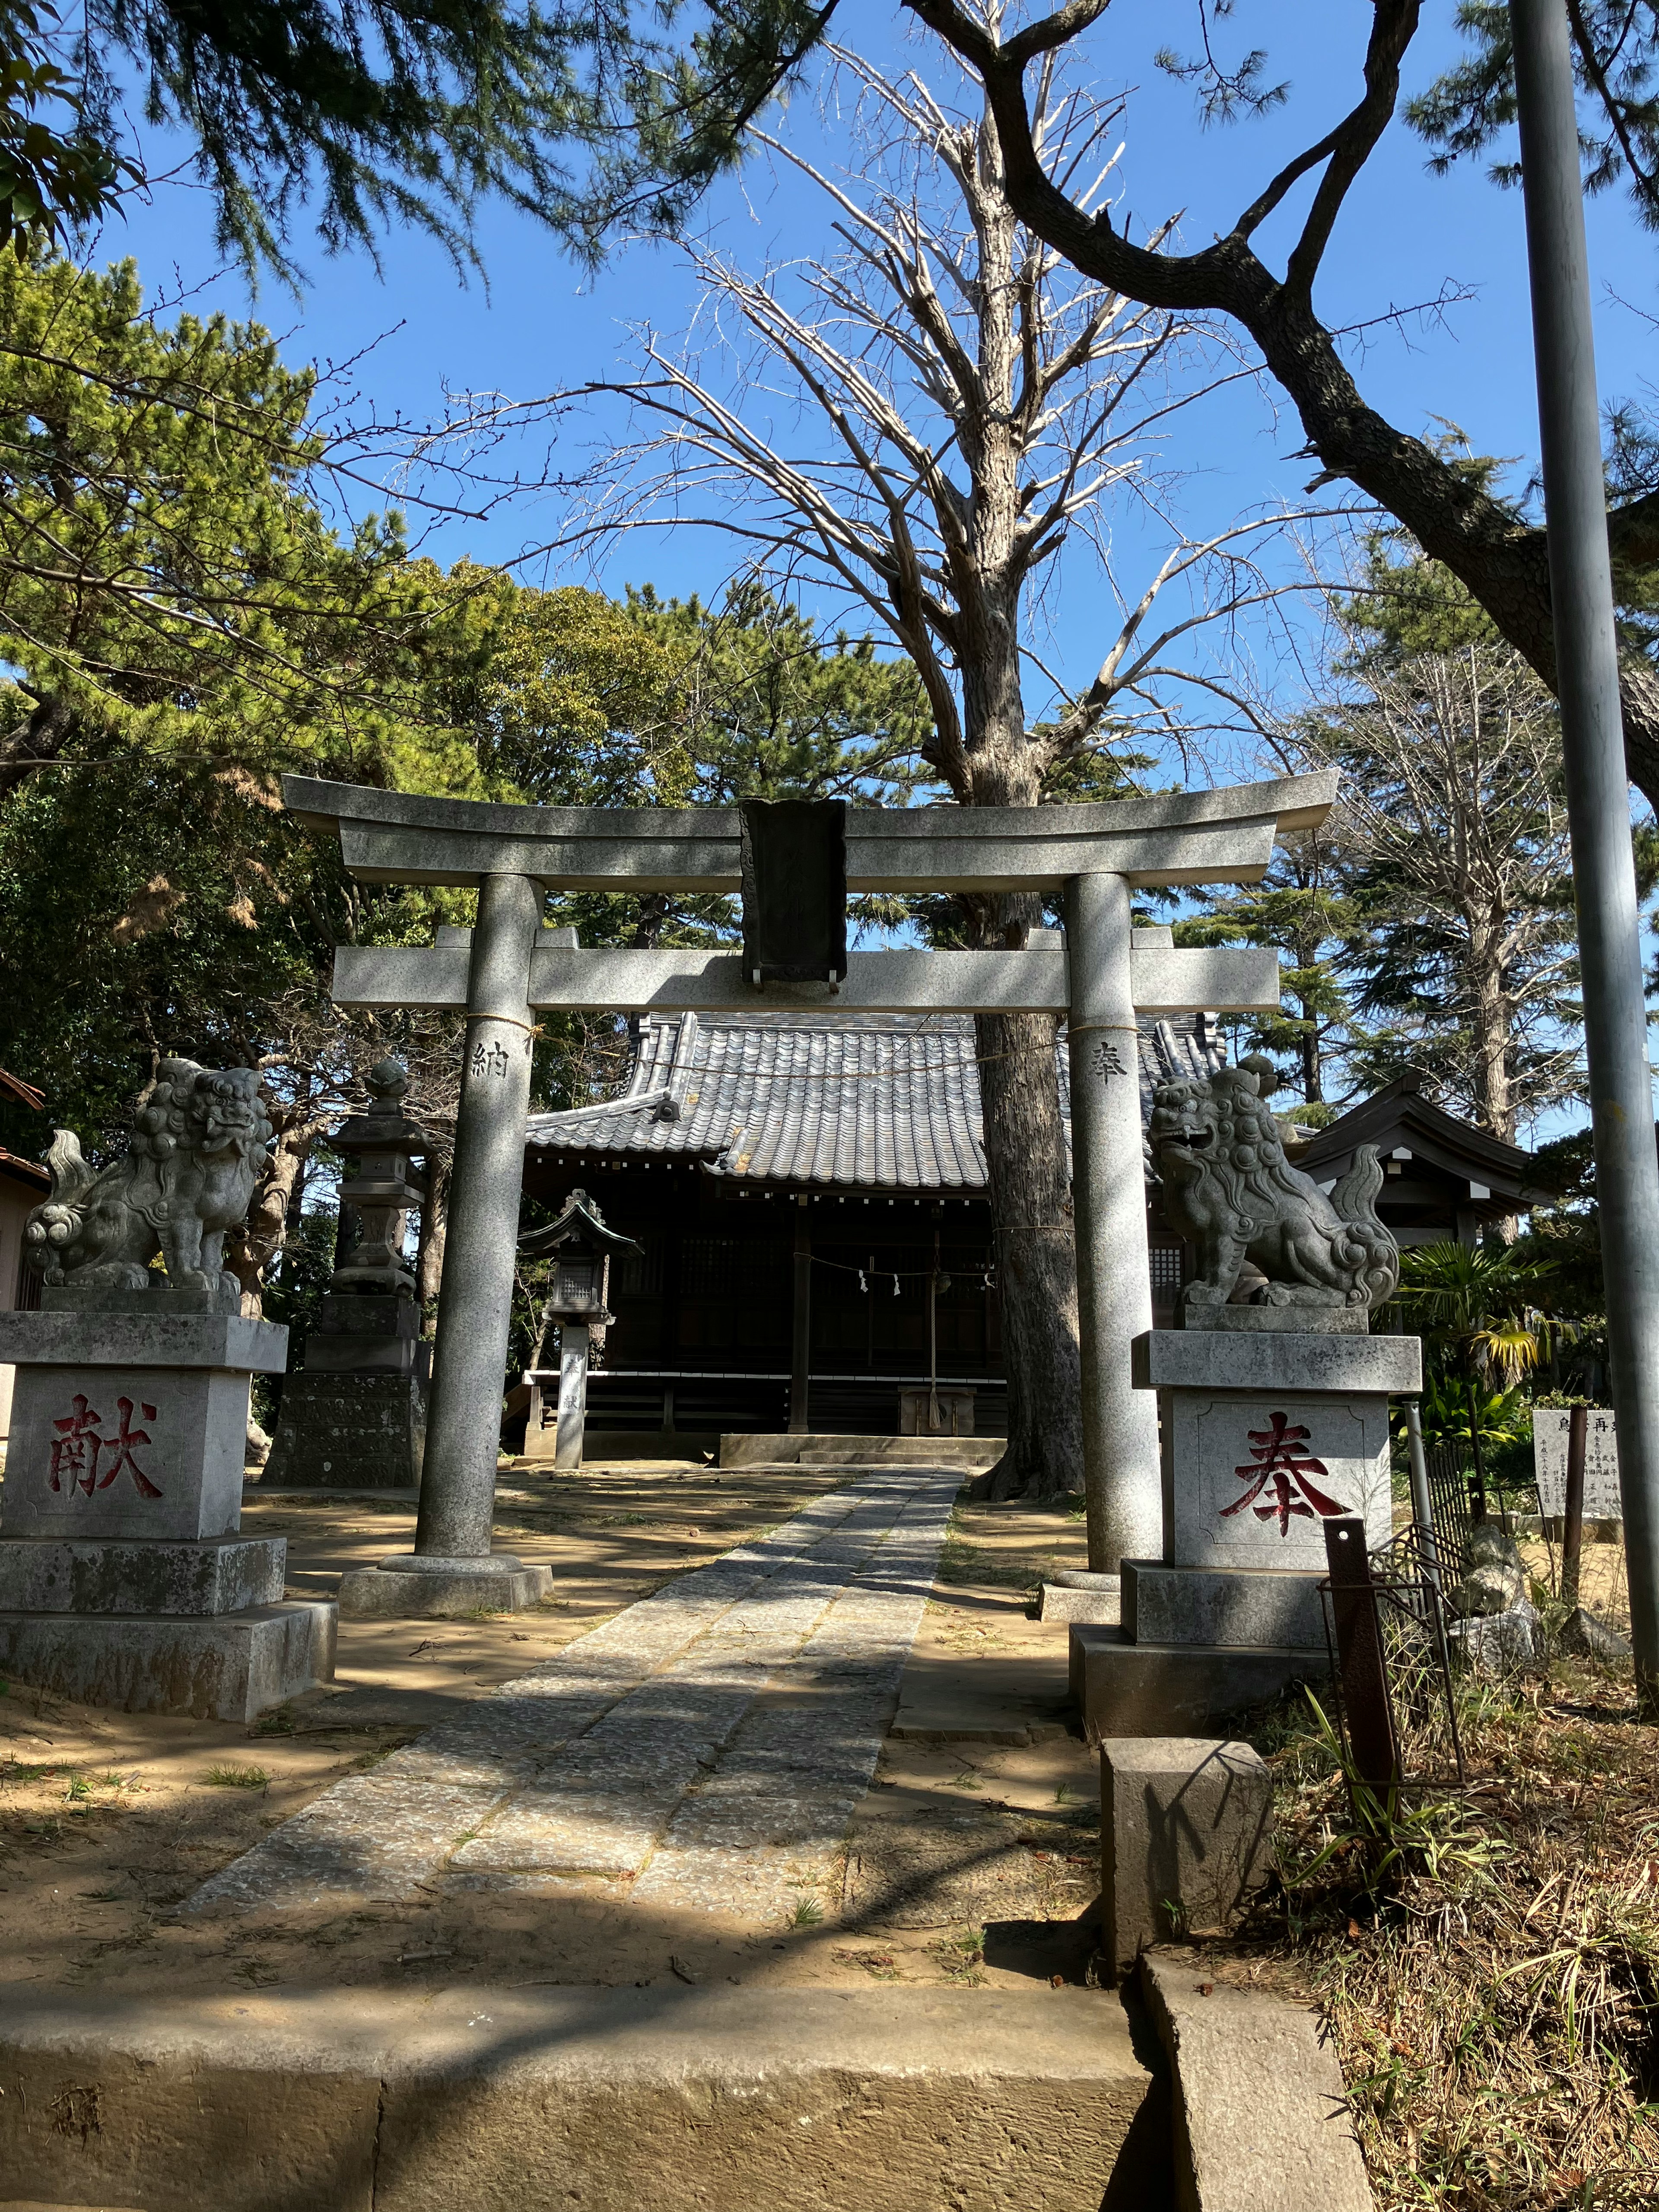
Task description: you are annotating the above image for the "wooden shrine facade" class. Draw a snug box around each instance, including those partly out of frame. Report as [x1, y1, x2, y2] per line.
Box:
[512, 1005, 1222, 1450]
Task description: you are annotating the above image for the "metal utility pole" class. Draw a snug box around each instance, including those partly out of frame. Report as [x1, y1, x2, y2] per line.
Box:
[1511, 0, 1659, 1711]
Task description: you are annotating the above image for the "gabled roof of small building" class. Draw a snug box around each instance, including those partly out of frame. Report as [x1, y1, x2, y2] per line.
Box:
[523, 1009, 1223, 1192]
[1293, 1074, 1553, 1206]
[519, 1183, 642, 1257]
[0, 1146, 48, 1194]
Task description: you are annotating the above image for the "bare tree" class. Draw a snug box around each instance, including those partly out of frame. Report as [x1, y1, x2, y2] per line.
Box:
[226, 999, 462, 1317]
[904, 0, 1659, 818]
[555, 36, 1325, 1497]
[1312, 648, 1580, 1144]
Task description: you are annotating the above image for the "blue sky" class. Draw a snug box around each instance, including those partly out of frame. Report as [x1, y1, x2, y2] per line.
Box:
[92, 1, 1659, 1137]
[102, 0, 1655, 680]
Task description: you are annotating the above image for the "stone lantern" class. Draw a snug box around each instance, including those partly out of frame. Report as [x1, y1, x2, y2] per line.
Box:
[519, 1189, 639, 1469]
[262, 1058, 430, 1493]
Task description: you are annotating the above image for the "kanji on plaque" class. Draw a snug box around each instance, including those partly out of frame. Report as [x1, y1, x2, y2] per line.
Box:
[1221, 1409, 1347, 1535]
[48, 1392, 164, 1500]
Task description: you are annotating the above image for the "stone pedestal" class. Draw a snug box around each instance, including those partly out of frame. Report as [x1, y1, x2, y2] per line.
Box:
[261, 1294, 427, 1493]
[1070, 1329, 1420, 1738]
[337, 1552, 552, 1618]
[0, 1309, 335, 1720]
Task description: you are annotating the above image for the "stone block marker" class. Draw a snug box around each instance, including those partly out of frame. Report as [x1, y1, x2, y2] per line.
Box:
[1100, 1737, 1274, 1976]
[1140, 1947, 1374, 2212]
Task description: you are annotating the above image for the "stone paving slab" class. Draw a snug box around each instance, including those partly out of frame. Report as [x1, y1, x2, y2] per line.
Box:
[188, 1467, 959, 1919]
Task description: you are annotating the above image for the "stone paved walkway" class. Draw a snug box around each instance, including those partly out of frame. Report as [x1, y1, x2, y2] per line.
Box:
[189, 1466, 957, 1923]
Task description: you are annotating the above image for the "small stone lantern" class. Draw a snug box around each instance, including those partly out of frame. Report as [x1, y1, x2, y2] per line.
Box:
[262, 1058, 431, 1493]
[519, 1189, 640, 1469]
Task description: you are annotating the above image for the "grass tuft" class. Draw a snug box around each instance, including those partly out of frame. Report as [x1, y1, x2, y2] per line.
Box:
[203, 1764, 270, 1791]
[927, 1928, 987, 1986]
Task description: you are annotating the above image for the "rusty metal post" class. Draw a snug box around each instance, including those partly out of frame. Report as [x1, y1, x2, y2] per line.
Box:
[1404, 1397, 1440, 1589]
[1324, 1515, 1400, 1796]
[1562, 1400, 1589, 1608]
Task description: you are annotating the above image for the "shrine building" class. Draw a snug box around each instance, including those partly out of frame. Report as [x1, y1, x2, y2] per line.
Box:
[515, 1007, 1220, 1455]
[515, 1024, 1555, 1457]
[1290, 1073, 1554, 1246]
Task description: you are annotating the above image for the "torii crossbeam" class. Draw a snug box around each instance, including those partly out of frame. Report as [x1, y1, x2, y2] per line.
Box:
[284, 770, 1335, 1603]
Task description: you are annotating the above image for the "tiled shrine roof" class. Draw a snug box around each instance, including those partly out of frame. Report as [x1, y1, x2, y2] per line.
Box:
[524, 1009, 1224, 1193]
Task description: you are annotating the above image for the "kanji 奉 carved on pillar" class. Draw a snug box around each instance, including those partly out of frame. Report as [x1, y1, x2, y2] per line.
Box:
[1148, 1059, 1398, 1323]
[24, 1059, 273, 1308]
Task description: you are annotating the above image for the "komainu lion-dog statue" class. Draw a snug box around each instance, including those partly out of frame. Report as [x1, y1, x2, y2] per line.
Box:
[1148, 1058, 1398, 1323]
[25, 1059, 273, 1306]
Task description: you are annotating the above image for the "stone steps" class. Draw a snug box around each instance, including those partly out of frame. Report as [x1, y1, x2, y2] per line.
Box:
[718, 1432, 1002, 1469]
[0, 1982, 1164, 2212]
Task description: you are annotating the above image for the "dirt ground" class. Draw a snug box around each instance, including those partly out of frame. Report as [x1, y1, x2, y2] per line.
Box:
[0, 1468, 1102, 2002]
[1516, 1530, 1632, 1624]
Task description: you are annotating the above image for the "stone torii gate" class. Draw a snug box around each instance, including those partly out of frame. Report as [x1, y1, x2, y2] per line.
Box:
[284, 770, 1334, 1612]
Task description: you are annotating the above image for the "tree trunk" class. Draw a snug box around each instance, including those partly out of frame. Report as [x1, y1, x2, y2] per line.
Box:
[417, 1155, 450, 1338]
[963, 748, 1084, 1500]
[975, 972, 1084, 1502]
[1298, 988, 1323, 1104]
[226, 1115, 324, 1317]
[1468, 918, 1516, 1142]
[0, 693, 74, 797]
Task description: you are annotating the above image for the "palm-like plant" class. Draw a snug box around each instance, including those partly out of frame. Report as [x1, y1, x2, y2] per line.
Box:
[1392, 1241, 1553, 1518]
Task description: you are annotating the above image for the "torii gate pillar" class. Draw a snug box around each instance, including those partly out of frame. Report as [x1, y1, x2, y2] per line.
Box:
[341, 872, 557, 1617]
[415, 872, 543, 1562]
[1067, 873, 1163, 1567]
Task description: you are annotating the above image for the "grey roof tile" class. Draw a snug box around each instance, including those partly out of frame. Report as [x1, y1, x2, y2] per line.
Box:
[524, 1007, 1224, 1193]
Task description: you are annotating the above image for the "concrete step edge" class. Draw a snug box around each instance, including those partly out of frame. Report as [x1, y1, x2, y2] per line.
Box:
[2, 1981, 1158, 2212]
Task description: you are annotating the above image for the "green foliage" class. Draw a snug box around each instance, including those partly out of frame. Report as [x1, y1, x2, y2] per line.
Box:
[0, 5, 133, 255]
[1393, 1240, 1552, 1387]
[1413, 1372, 1532, 1457]
[1296, 1689, 1502, 1897]
[458, 574, 683, 807]
[73, 0, 612, 280]
[0, 253, 487, 789]
[1410, 2, 1659, 233]
[627, 582, 932, 810]
[0, 0, 826, 280]
[0, 751, 334, 1143]
[1174, 831, 1363, 1106]
[1340, 509, 1508, 664]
